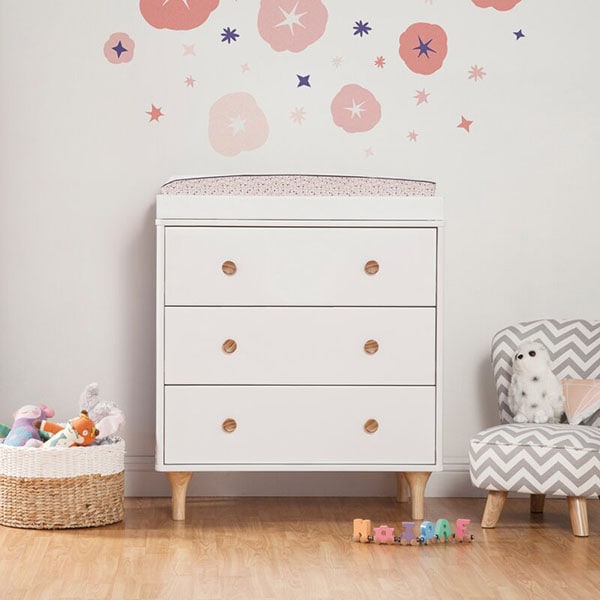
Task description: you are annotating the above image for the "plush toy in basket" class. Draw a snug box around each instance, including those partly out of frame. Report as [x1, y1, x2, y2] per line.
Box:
[3, 404, 55, 447]
[0, 383, 126, 530]
[37, 409, 99, 447]
[78, 381, 125, 440]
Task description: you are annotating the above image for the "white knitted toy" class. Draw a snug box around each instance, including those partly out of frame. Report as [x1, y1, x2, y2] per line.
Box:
[79, 383, 125, 440]
[507, 341, 565, 424]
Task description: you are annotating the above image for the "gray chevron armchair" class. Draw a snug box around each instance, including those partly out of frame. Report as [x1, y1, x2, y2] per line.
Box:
[469, 319, 600, 536]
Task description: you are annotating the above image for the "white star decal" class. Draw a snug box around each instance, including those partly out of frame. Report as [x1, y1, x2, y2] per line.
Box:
[163, 0, 191, 9]
[275, 1, 307, 35]
[228, 115, 246, 135]
[344, 99, 366, 119]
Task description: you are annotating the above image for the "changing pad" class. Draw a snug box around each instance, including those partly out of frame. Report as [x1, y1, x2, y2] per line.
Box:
[161, 175, 436, 197]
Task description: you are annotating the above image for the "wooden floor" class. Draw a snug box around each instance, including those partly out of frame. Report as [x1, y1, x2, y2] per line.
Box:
[1, 496, 599, 599]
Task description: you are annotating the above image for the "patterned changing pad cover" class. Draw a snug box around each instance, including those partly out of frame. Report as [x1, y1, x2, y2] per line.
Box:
[161, 175, 436, 197]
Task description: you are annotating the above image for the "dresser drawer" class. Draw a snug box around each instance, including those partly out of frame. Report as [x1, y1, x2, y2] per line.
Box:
[163, 386, 436, 465]
[164, 307, 436, 385]
[164, 226, 437, 306]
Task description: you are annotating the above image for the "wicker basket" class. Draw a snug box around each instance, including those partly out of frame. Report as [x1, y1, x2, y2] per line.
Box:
[0, 438, 125, 529]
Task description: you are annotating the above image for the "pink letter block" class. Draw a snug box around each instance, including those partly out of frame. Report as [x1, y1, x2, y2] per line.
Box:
[373, 525, 395, 544]
[455, 518, 471, 542]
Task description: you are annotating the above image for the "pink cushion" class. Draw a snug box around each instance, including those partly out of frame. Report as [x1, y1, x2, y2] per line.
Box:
[562, 379, 600, 425]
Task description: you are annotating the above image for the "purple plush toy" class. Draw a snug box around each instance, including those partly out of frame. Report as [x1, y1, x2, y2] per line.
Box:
[4, 404, 55, 447]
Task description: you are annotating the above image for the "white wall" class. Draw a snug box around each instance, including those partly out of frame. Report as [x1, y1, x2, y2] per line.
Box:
[1, 0, 599, 497]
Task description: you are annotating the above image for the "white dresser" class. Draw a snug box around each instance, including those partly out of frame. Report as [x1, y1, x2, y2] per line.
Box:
[156, 175, 443, 521]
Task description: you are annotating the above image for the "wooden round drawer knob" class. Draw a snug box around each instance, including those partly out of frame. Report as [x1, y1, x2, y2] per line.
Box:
[364, 339, 379, 354]
[364, 260, 379, 275]
[222, 260, 237, 275]
[222, 418, 237, 433]
[364, 419, 379, 434]
[222, 339, 237, 354]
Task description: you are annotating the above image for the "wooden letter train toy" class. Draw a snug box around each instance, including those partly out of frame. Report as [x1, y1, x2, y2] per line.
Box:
[353, 517, 474, 545]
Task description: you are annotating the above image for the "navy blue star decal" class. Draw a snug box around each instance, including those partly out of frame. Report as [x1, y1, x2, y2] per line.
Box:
[221, 27, 240, 44]
[353, 20, 372, 37]
[112, 41, 127, 58]
[412, 36, 436, 59]
[297, 74, 311, 88]
[513, 29, 525, 40]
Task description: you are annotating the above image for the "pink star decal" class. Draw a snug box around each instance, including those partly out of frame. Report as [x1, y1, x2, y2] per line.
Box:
[414, 89, 430, 105]
[183, 44, 196, 56]
[290, 107, 306, 124]
[332, 56, 343, 68]
[374, 56, 385, 68]
[364, 147, 374, 157]
[147, 104, 164, 122]
[185, 76, 196, 87]
[457, 115, 473, 132]
[241, 63, 250, 73]
[468, 65, 486, 81]
[407, 130, 418, 142]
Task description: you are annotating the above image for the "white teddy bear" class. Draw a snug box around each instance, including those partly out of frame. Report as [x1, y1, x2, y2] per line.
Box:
[507, 341, 565, 424]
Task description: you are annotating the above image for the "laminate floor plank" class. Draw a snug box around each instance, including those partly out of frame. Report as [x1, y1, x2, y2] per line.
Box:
[0, 497, 598, 599]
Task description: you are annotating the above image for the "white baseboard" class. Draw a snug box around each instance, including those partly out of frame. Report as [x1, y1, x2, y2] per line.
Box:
[124, 456, 486, 498]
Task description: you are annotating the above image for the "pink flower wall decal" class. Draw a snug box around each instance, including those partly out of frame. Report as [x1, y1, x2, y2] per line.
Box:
[399, 22, 448, 75]
[139, 0, 219, 31]
[208, 92, 269, 157]
[330, 84, 381, 133]
[103, 33, 135, 64]
[258, 0, 328, 53]
[471, 0, 522, 10]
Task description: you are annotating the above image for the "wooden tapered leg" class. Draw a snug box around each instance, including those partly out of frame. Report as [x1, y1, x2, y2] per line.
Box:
[166, 471, 193, 521]
[567, 497, 589, 537]
[530, 494, 545, 514]
[403, 471, 431, 520]
[481, 490, 508, 528]
[395, 472, 410, 503]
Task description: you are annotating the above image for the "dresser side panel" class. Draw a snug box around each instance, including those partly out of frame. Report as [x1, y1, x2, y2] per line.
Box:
[156, 225, 166, 469]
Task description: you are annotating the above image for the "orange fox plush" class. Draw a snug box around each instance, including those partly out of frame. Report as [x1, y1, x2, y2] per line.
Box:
[37, 410, 99, 448]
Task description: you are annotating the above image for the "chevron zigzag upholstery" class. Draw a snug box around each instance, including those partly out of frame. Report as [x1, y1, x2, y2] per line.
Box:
[469, 319, 600, 536]
[470, 423, 600, 497]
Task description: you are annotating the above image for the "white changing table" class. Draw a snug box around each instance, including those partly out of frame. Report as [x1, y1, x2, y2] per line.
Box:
[155, 175, 444, 521]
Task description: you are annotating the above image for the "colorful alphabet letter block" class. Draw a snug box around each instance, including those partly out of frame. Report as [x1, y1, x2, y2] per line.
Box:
[400, 522, 417, 545]
[454, 518, 472, 542]
[434, 518, 453, 541]
[373, 525, 395, 544]
[352, 518, 373, 543]
[353, 516, 473, 546]
[419, 520, 435, 543]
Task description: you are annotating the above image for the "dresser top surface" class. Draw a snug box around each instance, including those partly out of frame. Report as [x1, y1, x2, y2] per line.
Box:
[160, 174, 436, 197]
[157, 176, 443, 223]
